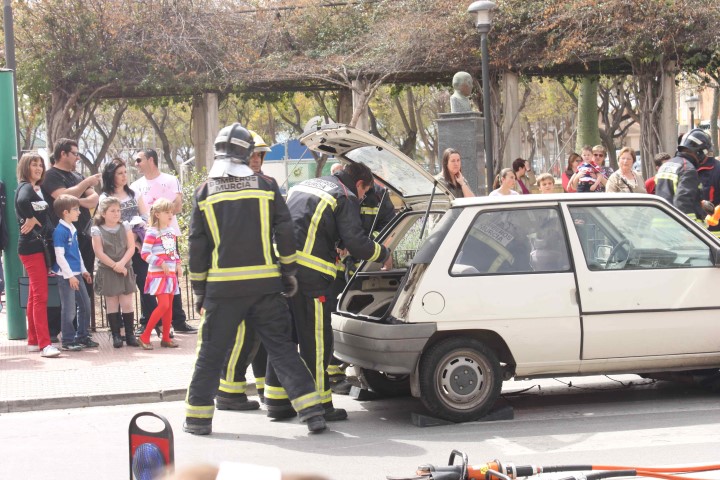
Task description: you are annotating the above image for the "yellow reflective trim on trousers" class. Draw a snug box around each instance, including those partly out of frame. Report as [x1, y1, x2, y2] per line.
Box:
[360, 206, 379, 215]
[185, 310, 207, 406]
[279, 252, 297, 264]
[320, 389, 332, 403]
[185, 403, 214, 419]
[313, 298, 325, 396]
[365, 242, 382, 262]
[255, 377, 265, 389]
[297, 251, 337, 277]
[265, 384, 289, 400]
[327, 365, 344, 376]
[291, 391, 323, 412]
[712, 231, 720, 239]
[221, 322, 246, 392]
[218, 380, 248, 394]
[189, 271, 207, 281]
[207, 264, 280, 281]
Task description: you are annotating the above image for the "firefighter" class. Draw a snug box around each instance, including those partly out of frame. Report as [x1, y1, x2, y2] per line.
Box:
[328, 181, 396, 394]
[697, 150, 720, 239]
[184, 123, 326, 435]
[656, 128, 712, 223]
[216, 130, 273, 411]
[264, 162, 391, 421]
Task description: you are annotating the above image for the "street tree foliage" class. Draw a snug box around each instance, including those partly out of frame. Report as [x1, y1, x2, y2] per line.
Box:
[7, 0, 720, 175]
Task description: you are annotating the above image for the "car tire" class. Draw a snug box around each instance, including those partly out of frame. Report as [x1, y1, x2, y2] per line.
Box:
[359, 368, 411, 397]
[419, 337, 502, 423]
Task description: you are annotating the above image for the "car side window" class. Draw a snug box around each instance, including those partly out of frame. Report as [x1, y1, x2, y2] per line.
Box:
[388, 212, 444, 269]
[569, 205, 713, 270]
[451, 208, 571, 275]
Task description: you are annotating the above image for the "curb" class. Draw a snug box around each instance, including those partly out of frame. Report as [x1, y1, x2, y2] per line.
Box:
[1, 384, 258, 413]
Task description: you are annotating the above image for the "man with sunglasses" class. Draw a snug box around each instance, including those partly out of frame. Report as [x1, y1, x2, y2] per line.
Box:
[42, 139, 101, 340]
[591, 145, 613, 192]
[130, 149, 196, 335]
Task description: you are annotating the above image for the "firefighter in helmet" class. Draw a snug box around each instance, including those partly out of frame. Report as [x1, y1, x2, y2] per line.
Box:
[184, 123, 326, 435]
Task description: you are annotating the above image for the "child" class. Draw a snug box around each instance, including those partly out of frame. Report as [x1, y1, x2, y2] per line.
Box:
[574, 145, 603, 193]
[536, 173, 556, 194]
[52, 194, 97, 351]
[92, 197, 139, 348]
[138, 198, 180, 349]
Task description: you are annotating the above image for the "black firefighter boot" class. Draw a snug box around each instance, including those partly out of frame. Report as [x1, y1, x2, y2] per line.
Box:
[108, 313, 123, 348]
[122, 312, 140, 347]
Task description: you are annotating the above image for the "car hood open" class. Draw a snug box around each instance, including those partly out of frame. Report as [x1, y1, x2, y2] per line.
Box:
[300, 124, 453, 207]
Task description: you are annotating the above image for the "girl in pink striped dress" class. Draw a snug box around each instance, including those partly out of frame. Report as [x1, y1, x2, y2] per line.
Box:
[138, 198, 180, 349]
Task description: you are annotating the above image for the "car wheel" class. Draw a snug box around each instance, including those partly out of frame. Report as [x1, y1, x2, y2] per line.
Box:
[359, 368, 411, 397]
[419, 338, 502, 423]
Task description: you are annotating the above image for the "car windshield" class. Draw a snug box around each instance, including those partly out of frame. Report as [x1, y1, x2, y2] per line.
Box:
[345, 146, 438, 197]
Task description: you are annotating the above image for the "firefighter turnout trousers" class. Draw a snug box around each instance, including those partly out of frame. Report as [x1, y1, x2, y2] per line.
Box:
[219, 322, 267, 401]
[265, 291, 334, 416]
[185, 294, 323, 425]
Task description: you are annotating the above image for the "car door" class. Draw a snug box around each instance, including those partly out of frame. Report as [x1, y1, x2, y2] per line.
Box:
[412, 205, 582, 376]
[564, 200, 720, 362]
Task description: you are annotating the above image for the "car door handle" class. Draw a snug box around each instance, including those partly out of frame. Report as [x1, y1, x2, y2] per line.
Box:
[570, 288, 578, 305]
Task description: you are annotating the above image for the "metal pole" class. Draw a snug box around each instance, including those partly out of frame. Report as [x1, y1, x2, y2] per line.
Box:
[481, 31, 494, 194]
[3, 0, 22, 155]
[0, 70, 26, 339]
[690, 108, 695, 130]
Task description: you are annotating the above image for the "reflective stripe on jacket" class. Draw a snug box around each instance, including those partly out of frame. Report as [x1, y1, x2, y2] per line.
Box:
[189, 174, 296, 298]
[287, 174, 389, 296]
[655, 152, 706, 223]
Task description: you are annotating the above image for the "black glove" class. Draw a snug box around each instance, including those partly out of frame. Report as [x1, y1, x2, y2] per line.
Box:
[194, 293, 205, 316]
[281, 275, 298, 298]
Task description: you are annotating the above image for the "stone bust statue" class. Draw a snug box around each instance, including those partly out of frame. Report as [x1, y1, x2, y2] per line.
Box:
[450, 71, 474, 113]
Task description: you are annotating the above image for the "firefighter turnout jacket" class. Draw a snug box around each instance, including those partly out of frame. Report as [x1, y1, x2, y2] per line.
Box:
[697, 157, 720, 237]
[360, 184, 396, 238]
[656, 152, 706, 223]
[189, 174, 296, 298]
[287, 173, 391, 297]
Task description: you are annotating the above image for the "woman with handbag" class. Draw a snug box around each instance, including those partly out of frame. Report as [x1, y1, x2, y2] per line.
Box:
[15, 152, 60, 358]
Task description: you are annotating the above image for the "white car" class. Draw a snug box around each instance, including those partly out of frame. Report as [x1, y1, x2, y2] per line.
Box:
[300, 125, 720, 423]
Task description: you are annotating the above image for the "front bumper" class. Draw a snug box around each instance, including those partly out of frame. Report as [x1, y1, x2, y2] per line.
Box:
[331, 314, 436, 374]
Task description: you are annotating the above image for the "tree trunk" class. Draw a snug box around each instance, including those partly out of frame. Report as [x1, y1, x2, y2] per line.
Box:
[141, 107, 178, 174]
[712, 86, 720, 153]
[633, 60, 666, 179]
[576, 76, 602, 151]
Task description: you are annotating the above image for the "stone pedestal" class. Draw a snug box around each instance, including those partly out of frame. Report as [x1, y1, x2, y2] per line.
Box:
[436, 112, 487, 196]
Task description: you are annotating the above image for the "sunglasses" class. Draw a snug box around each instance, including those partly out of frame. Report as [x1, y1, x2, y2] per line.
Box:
[593, 153, 605, 157]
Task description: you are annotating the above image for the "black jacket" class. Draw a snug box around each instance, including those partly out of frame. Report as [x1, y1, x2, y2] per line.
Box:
[656, 152, 706, 222]
[14, 181, 54, 256]
[189, 174, 296, 298]
[697, 157, 720, 232]
[287, 173, 390, 296]
[360, 184, 396, 238]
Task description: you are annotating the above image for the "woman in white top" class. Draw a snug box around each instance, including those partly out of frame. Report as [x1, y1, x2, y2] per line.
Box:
[489, 168, 520, 196]
[606, 147, 646, 194]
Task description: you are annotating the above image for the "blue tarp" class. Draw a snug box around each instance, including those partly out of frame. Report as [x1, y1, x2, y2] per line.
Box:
[265, 139, 315, 161]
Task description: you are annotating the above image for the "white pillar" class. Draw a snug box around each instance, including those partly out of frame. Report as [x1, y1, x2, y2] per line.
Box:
[191, 93, 219, 173]
[502, 72, 522, 167]
[659, 61, 678, 156]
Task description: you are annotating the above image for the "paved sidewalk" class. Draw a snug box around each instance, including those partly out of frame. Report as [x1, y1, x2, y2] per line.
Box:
[0, 310, 255, 413]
